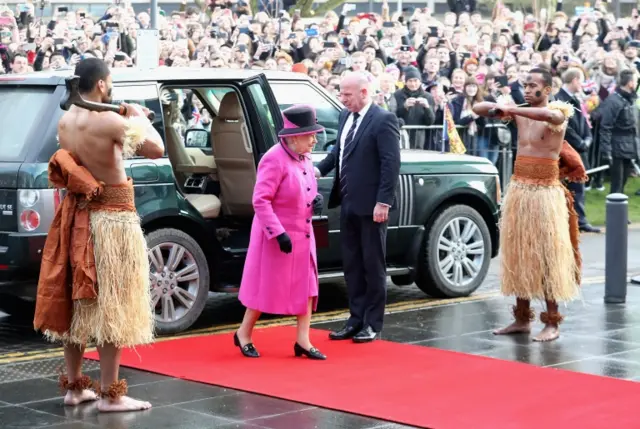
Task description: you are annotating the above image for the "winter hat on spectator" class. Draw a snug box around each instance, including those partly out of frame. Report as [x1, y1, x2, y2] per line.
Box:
[463, 58, 478, 71]
[292, 62, 308, 74]
[404, 66, 421, 82]
[426, 81, 449, 94]
[425, 82, 439, 93]
[385, 64, 399, 74]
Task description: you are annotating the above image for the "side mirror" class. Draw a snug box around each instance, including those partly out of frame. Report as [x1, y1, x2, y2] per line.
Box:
[185, 128, 210, 149]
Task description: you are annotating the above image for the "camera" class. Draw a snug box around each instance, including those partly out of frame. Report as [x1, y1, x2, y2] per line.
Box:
[485, 54, 497, 66]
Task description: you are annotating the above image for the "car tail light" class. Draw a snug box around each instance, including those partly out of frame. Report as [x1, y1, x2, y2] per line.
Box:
[495, 176, 501, 204]
[19, 189, 39, 207]
[20, 209, 40, 231]
[17, 188, 59, 233]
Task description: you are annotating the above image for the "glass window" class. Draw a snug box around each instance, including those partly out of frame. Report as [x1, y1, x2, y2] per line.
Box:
[160, 86, 234, 153]
[112, 85, 164, 152]
[247, 83, 278, 147]
[0, 87, 56, 162]
[270, 82, 341, 152]
[208, 87, 234, 106]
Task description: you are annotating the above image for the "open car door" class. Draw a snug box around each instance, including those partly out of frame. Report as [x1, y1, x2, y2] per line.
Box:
[237, 74, 329, 248]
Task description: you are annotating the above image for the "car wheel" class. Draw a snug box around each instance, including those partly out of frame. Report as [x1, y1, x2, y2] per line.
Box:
[146, 228, 210, 335]
[416, 205, 492, 298]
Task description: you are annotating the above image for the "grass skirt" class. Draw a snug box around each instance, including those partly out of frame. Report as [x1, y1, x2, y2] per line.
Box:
[500, 156, 580, 303]
[44, 208, 154, 348]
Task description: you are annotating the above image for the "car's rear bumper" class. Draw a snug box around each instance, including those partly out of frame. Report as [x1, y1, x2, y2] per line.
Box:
[0, 232, 45, 294]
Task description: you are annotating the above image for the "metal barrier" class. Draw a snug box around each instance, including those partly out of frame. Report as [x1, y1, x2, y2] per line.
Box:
[586, 160, 640, 176]
[399, 122, 640, 189]
[399, 122, 513, 190]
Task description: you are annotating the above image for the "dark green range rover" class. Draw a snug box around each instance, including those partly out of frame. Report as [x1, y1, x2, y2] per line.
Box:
[0, 68, 501, 334]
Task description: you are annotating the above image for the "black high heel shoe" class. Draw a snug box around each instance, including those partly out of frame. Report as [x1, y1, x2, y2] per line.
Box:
[294, 343, 326, 360]
[234, 332, 260, 358]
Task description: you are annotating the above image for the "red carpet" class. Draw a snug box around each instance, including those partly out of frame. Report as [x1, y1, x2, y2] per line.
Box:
[85, 326, 640, 429]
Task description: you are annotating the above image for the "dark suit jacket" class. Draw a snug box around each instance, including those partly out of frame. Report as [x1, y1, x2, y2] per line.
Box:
[555, 88, 591, 168]
[509, 81, 526, 105]
[317, 104, 401, 217]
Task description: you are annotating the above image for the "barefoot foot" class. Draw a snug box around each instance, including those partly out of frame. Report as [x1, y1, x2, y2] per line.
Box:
[64, 389, 98, 406]
[532, 325, 559, 342]
[493, 321, 531, 335]
[97, 396, 152, 412]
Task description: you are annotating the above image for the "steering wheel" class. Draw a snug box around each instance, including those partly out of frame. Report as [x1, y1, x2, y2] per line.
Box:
[316, 128, 327, 147]
[322, 141, 336, 151]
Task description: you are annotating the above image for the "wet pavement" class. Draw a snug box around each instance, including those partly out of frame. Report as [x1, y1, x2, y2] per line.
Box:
[1, 283, 640, 428]
[0, 230, 639, 428]
[2, 228, 639, 358]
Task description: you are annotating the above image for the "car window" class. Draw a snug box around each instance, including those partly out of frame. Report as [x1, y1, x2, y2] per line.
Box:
[246, 83, 278, 148]
[208, 87, 234, 111]
[163, 87, 229, 153]
[112, 84, 164, 155]
[270, 82, 341, 153]
[0, 87, 57, 162]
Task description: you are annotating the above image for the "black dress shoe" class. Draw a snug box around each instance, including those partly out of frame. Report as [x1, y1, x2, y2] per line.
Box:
[579, 224, 601, 233]
[328, 324, 361, 340]
[353, 326, 378, 343]
[234, 332, 260, 358]
[294, 343, 327, 360]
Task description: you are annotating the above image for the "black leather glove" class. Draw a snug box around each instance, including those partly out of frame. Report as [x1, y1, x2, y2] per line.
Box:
[276, 232, 292, 254]
[312, 194, 324, 216]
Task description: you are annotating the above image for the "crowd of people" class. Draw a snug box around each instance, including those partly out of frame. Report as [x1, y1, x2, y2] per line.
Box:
[1, 0, 639, 197]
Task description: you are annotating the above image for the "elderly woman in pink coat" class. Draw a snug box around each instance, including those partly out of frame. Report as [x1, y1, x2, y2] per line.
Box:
[234, 105, 326, 360]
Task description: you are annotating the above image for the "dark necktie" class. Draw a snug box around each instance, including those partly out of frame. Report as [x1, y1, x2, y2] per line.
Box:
[340, 112, 360, 197]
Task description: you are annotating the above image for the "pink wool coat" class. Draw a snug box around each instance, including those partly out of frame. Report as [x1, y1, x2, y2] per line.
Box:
[238, 142, 319, 315]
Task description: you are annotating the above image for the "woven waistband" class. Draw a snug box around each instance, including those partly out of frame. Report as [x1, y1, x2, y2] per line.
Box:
[513, 155, 560, 186]
[88, 178, 135, 211]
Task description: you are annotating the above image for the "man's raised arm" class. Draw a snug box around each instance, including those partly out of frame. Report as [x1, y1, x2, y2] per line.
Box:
[493, 105, 566, 126]
[472, 102, 500, 117]
[121, 103, 165, 159]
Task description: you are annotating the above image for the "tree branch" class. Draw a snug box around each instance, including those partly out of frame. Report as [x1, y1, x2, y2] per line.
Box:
[311, 0, 346, 16]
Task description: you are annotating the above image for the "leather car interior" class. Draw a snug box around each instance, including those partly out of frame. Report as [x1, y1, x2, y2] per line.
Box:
[211, 91, 256, 217]
[163, 98, 221, 219]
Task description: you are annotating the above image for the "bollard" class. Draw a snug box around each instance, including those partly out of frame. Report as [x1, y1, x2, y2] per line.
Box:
[604, 193, 628, 304]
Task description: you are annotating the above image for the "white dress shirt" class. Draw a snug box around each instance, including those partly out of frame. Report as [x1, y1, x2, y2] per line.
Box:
[339, 102, 372, 172]
[337, 102, 389, 208]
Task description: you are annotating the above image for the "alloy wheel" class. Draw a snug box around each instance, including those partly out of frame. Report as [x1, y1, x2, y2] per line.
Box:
[148, 242, 201, 323]
[436, 217, 485, 289]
